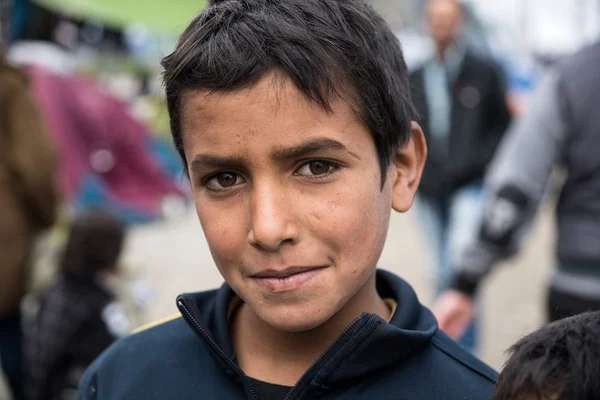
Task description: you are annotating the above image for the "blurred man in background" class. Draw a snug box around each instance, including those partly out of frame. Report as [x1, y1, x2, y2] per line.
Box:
[409, 0, 511, 352]
[0, 17, 60, 397]
[434, 41, 600, 341]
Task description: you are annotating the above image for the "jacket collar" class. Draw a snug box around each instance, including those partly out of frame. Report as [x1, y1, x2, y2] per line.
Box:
[177, 269, 438, 388]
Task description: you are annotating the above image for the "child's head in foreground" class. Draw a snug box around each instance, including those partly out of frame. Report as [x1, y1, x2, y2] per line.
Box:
[60, 209, 126, 279]
[162, 0, 426, 332]
[493, 311, 600, 400]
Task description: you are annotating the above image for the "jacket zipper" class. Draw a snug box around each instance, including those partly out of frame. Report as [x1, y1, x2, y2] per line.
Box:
[283, 314, 374, 400]
[178, 300, 259, 400]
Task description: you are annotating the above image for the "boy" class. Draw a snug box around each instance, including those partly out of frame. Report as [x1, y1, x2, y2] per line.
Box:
[493, 311, 600, 400]
[78, 1, 496, 398]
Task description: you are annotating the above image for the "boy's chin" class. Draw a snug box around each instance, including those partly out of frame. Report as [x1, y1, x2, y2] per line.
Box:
[253, 303, 336, 333]
[266, 317, 331, 333]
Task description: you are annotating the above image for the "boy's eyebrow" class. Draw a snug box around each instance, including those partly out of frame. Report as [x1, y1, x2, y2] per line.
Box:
[271, 138, 360, 161]
[190, 138, 360, 171]
[190, 154, 247, 170]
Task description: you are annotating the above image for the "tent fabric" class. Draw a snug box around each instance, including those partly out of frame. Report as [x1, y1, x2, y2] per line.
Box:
[26, 65, 185, 222]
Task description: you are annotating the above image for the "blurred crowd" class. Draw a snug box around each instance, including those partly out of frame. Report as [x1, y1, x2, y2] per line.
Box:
[0, 0, 599, 399]
[0, 1, 192, 399]
[411, 0, 600, 358]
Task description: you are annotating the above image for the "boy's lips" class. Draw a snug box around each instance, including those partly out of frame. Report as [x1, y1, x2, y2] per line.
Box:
[250, 265, 328, 292]
[251, 265, 326, 279]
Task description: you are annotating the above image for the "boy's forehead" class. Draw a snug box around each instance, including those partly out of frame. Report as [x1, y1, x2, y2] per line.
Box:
[182, 73, 332, 123]
[179, 73, 367, 154]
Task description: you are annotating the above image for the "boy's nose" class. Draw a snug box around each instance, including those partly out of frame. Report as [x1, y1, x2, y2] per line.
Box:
[247, 184, 300, 251]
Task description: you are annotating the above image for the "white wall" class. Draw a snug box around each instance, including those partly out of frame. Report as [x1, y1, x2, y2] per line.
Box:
[464, 0, 600, 56]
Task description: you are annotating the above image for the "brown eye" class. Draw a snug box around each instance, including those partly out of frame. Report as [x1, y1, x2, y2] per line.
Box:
[217, 173, 237, 187]
[308, 161, 331, 175]
[296, 160, 338, 178]
[205, 172, 244, 191]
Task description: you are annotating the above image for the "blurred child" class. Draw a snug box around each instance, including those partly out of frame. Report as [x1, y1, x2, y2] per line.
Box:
[24, 210, 130, 400]
[493, 311, 600, 400]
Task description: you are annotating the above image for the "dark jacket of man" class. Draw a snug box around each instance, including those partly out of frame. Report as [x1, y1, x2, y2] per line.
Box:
[0, 60, 59, 316]
[410, 52, 511, 197]
[77, 270, 497, 400]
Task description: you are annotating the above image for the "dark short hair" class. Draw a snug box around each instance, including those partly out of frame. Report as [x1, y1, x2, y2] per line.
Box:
[60, 210, 126, 278]
[162, 0, 416, 186]
[493, 311, 600, 400]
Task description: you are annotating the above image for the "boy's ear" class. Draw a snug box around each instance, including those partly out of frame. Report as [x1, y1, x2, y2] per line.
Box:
[391, 121, 427, 213]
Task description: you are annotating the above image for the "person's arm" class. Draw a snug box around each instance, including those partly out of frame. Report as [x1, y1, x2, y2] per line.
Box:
[6, 74, 60, 229]
[434, 70, 570, 338]
[454, 69, 568, 293]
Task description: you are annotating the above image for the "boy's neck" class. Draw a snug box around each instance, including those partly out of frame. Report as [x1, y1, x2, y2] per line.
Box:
[230, 273, 390, 386]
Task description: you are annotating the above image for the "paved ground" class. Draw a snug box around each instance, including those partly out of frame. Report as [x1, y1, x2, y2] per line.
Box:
[123, 199, 555, 371]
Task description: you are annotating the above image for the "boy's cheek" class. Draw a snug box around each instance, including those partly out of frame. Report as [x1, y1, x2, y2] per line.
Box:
[310, 185, 389, 254]
[196, 205, 247, 266]
[191, 176, 389, 268]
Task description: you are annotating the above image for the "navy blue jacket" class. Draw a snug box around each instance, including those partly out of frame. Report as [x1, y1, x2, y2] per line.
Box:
[78, 270, 497, 399]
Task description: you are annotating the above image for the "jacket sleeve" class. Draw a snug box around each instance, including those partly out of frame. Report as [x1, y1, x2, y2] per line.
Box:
[480, 61, 512, 171]
[77, 364, 99, 400]
[451, 70, 569, 295]
[490, 62, 511, 134]
[6, 79, 60, 229]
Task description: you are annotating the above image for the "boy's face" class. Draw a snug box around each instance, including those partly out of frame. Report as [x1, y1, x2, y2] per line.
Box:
[181, 73, 424, 332]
